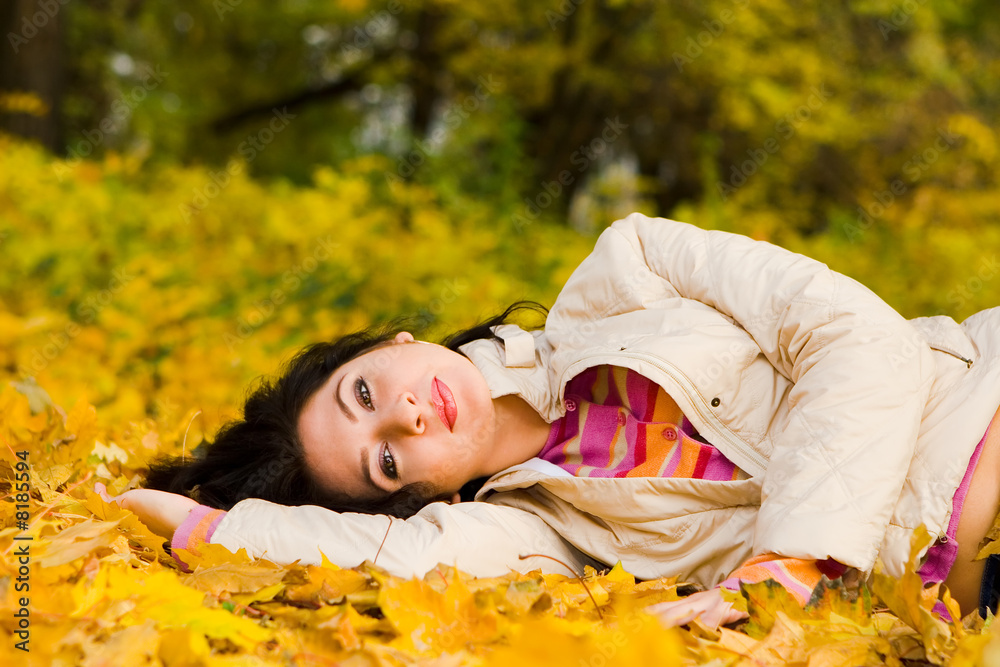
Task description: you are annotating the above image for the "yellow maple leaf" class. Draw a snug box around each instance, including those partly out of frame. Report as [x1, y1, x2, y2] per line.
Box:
[34, 517, 122, 567]
[283, 564, 371, 604]
[378, 572, 506, 656]
[872, 526, 956, 663]
[91, 440, 130, 464]
[64, 397, 99, 445]
[156, 626, 212, 665]
[169, 540, 262, 571]
[484, 612, 687, 666]
[975, 510, 1000, 560]
[742, 579, 808, 639]
[181, 560, 287, 597]
[103, 564, 274, 649]
[0, 382, 50, 442]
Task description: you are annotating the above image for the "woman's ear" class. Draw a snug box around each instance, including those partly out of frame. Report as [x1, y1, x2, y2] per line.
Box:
[394, 331, 415, 344]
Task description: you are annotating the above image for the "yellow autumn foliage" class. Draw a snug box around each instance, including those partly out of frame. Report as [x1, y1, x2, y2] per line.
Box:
[0, 133, 596, 437]
[2, 133, 1000, 665]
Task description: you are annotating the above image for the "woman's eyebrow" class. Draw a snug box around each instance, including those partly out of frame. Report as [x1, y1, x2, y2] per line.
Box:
[336, 375, 357, 423]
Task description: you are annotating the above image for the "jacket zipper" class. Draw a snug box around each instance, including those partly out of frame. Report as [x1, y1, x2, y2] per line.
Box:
[557, 351, 769, 477]
[928, 344, 974, 368]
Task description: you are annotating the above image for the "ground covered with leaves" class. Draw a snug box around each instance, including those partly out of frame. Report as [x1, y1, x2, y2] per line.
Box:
[2, 137, 1000, 665]
[2, 384, 1000, 666]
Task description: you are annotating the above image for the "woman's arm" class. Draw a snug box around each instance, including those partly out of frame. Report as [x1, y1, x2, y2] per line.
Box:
[549, 213, 937, 572]
[95, 482, 597, 578]
[95, 482, 199, 539]
[211, 496, 597, 578]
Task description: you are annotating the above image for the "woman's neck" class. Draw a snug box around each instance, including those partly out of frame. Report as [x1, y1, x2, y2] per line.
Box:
[480, 394, 551, 475]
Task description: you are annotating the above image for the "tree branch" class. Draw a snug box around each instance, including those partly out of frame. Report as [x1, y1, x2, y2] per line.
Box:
[208, 49, 394, 134]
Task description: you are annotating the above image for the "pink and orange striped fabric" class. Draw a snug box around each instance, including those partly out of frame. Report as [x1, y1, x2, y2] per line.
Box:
[170, 504, 226, 572]
[539, 364, 843, 606]
[538, 365, 749, 482]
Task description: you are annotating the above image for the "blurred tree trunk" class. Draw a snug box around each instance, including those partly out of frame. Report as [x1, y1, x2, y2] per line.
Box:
[408, 9, 443, 142]
[0, 0, 65, 152]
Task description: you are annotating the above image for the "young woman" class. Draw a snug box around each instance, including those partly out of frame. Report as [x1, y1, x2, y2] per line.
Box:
[95, 213, 1000, 627]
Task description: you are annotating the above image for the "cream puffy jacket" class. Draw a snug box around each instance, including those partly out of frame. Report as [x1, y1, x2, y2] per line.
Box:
[208, 214, 1000, 590]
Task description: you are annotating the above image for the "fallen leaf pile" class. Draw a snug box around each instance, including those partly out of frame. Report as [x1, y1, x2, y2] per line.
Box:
[4, 135, 1000, 665]
[3, 383, 1000, 666]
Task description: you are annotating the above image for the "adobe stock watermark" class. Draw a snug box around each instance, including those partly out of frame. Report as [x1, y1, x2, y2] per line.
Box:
[877, 0, 928, 40]
[576, 611, 659, 667]
[716, 84, 832, 201]
[17, 267, 136, 378]
[411, 279, 470, 331]
[943, 255, 998, 314]
[53, 65, 168, 182]
[11, 449, 32, 653]
[237, 449, 297, 501]
[214, 0, 246, 21]
[845, 127, 961, 241]
[546, 0, 586, 29]
[385, 76, 502, 184]
[150, 395, 181, 422]
[223, 236, 338, 351]
[178, 106, 296, 223]
[341, 0, 404, 58]
[7, 0, 71, 54]
[672, 0, 750, 72]
[511, 116, 629, 232]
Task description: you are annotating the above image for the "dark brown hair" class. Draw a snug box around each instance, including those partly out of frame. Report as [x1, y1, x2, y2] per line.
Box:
[143, 301, 547, 518]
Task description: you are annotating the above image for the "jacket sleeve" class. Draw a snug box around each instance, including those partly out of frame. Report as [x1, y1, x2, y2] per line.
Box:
[199, 497, 597, 579]
[170, 504, 227, 572]
[554, 213, 936, 572]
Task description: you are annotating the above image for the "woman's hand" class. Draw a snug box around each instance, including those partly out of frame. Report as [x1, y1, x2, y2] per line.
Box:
[645, 588, 749, 628]
[94, 482, 199, 540]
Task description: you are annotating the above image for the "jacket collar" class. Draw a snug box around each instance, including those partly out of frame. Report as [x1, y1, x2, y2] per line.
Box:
[458, 324, 556, 420]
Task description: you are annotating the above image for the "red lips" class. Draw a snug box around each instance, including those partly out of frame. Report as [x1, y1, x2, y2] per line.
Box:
[431, 378, 457, 431]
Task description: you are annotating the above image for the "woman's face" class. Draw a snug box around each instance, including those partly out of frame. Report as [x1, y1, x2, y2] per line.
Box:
[298, 332, 498, 502]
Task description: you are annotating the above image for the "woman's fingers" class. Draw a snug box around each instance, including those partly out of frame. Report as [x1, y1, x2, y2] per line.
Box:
[645, 589, 749, 629]
[94, 482, 130, 510]
[650, 600, 703, 626]
[94, 481, 113, 502]
[656, 605, 699, 626]
[90, 487, 201, 539]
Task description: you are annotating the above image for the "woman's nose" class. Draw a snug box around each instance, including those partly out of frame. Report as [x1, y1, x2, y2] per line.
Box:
[390, 392, 425, 435]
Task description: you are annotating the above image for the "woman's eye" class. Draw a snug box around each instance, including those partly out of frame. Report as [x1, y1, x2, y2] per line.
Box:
[380, 444, 398, 480]
[354, 378, 373, 410]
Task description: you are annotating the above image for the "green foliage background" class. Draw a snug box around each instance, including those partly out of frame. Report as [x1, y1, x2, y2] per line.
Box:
[2, 0, 999, 437]
[1, 2, 1000, 663]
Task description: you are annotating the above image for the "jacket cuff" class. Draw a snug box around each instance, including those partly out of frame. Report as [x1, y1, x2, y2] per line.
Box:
[170, 504, 227, 572]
